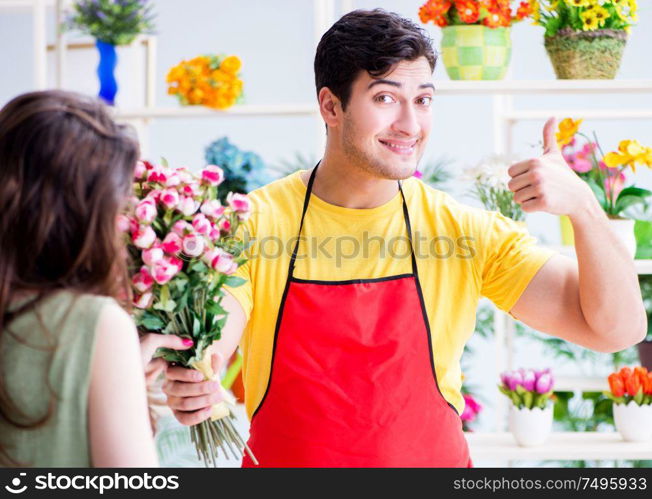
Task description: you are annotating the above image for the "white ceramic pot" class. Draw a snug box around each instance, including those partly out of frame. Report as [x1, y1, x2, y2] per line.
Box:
[613, 401, 652, 442]
[509, 405, 553, 447]
[608, 217, 636, 259]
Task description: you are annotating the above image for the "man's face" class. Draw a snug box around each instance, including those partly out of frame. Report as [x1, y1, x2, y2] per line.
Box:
[339, 57, 434, 180]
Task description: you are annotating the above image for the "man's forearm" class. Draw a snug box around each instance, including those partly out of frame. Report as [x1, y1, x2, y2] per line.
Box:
[570, 198, 647, 349]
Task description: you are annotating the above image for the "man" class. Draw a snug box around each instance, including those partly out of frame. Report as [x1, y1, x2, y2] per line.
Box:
[162, 9, 647, 467]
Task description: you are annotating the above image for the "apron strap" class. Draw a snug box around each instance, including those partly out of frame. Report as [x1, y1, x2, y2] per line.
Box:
[288, 162, 419, 279]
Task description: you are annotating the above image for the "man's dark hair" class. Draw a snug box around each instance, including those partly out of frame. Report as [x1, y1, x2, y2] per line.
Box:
[314, 8, 436, 111]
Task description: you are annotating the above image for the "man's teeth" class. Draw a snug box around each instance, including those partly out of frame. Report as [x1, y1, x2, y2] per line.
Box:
[381, 141, 415, 150]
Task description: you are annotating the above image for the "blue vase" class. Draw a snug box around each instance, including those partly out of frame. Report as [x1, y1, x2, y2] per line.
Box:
[96, 39, 118, 105]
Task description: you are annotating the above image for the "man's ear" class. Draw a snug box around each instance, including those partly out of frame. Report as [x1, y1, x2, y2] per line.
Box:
[318, 87, 341, 128]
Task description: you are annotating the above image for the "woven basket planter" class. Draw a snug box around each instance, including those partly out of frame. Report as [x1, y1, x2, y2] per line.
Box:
[544, 28, 627, 79]
[441, 25, 512, 80]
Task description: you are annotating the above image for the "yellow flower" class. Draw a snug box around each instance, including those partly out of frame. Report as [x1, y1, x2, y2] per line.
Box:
[591, 5, 610, 26]
[221, 56, 242, 75]
[556, 117, 582, 147]
[545, 0, 558, 11]
[565, 0, 593, 6]
[581, 10, 599, 30]
[603, 139, 652, 173]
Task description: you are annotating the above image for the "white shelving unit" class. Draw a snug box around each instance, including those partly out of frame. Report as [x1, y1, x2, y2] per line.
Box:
[7, 0, 652, 467]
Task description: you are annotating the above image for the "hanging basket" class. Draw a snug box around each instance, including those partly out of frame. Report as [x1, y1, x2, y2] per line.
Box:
[544, 28, 627, 80]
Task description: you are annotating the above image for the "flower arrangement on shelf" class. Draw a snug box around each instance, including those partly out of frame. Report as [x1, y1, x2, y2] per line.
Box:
[63, 0, 156, 104]
[605, 366, 652, 442]
[419, 1, 532, 80]
[528, 0, 638, 79]
[166, 55, 244, 110]
[557, 117, 652, 255]
[499, 368, 555, 446]
[204, 137, 270, 202]
[464, 154, 525, 221]
[121, 158, 257, 466]
[461, 393, 483, 431]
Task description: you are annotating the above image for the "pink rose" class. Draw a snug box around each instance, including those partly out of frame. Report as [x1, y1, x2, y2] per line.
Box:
[135, 199, 157, 224]
[132, 225, 157, 249]
[134, 292, 154, 309]
[219, 218, 231, 232]
[181, 182, 202, 198]
[192, 214, 211, 235]
[134, 161, 148, 180]
[200, 200, 226, 219]
[152, 257, 180, 285]
[168, 256, 184, 273]
[177, 196, 200, 217]
[116, 214, 131, 233]
[161, 232, 182, 255]
[226, 192, 250, 213]
[171, 220, 192, 237]
[209, 224, 221, 242]
[142, 246, 164, 267]
[147, 167, 168, 184]
[160, 188, 180, 210]
[208, 248, 237, 274]
[132, 267, 154, 293]
[182, 233, 205, 257]
[165, 172, 182, 187]
[201, 165, 225, 186]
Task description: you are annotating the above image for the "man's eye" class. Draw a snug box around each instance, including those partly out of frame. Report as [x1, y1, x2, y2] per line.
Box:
[375, 95, 395, 104]
[417, 96, 433, 106]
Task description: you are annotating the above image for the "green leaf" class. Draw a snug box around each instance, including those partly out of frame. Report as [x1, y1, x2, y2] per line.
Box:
[523, 391, 534, 410]
[138, 314, 165, 331]
[585, 177, 608, 210]
[224, 276, 246, 288]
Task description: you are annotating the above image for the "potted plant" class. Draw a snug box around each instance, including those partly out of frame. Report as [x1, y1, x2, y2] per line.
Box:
[64, 0, 156, 105]
[604, 366, 652, 442]
[529, 0, 638, 79]
[499, 368, 555, 446]
[419, 0, 531, 80]
[556, 117, 652, 257]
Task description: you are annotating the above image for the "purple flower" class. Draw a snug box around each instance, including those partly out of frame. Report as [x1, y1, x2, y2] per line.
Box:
[535, 372, 554, 394]
[521, 369, 536, 391]
[501, 370, 522, 391]
[461, 394, 482, 422]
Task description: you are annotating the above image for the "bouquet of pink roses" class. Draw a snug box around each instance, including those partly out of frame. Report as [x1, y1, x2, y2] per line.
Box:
[119, 158, 257, 466]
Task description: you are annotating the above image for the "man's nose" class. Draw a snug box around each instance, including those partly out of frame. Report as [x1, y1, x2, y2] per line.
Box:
[392, 103, 420, 137]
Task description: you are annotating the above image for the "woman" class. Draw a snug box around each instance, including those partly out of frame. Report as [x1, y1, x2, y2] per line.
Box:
[0, 90, 188, 467]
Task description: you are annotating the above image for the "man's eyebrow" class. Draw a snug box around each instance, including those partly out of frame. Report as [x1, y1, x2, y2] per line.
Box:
[367, 79, 436, 91]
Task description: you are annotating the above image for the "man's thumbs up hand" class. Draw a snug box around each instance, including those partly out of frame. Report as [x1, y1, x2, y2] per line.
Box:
[506, 117, 596, 217]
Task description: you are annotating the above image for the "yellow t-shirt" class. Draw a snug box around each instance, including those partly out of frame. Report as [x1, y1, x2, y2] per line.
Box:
[225, 170, 556, 419]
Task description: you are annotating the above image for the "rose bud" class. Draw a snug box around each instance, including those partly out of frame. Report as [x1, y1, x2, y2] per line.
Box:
[132, 225, 157, 249]
[178, 196, 200, 217]
[201, 199, 226, 219]
[201, 164, 225, 186]
[160, 188, 180, 210]
[226, 192, 250, 213]
[142, 246, 164, 267]
[135, 199, 157, 224]
[132, 267, 154, 293]
[161, 232, 182, 255]
[134, 160, 148, 180]
[182, 233, 205, 257]
[134, 292, 154, 309]
[192, 214, 211, 235]
[116, 214, 131, 233]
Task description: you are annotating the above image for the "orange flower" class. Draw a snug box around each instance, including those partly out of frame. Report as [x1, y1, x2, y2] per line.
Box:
[456, 0, 480, 23]
[618, 366, 632, 383]
[608, 373, 625, 398]
[625, 372, 642, 397]
[516, 1, 532, 19]
[482, 7, 510, 27]
[419, 0, 452, 25]
[645, 373, 652, 395]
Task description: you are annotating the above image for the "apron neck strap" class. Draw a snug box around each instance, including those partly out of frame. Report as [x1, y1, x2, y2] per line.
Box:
[288, 162, 419, 279]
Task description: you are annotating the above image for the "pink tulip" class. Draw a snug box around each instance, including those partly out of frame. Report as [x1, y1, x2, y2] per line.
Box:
[132, 266, 154, 293]
[161, 232, 182, 255]
[535, 372, 554, 394]
[178, 196, 200, 217]
[581, 142, 597, 157]
[160, 188, 180, 209]
[226, 192, 250, 213]
[192, 214, 211, 235]
[135, 199, 157, 224]
[134, 292, 154, 309]
[605, 172, 626, 201]
[201, 165, 225, 186]
[201, 200, 226, 219]
[521, 370, 536, 391]
[132, 225, 157, 249]
[142, 246, 164, 267]
[182, 233, 205, 257]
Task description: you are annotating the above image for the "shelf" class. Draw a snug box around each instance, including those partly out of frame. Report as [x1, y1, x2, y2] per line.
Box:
[506, 109, 652, 121]
[545, 245, 652, 275]
[434, 79, 652, 95]
[466, 431, 652, 461]
[113, 104, 319, 120]
[554, 376, 607, 392]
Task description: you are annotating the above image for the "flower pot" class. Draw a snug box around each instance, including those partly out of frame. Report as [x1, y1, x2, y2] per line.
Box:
[508, 405, 553, 447]
[608, 217, 636, 259]
[559, 215, 574, 246]
[441, 25, 511, 81]
[613, 401, 652, 442]
[638, 340, 652, 371]
[544, 28, 627, 80]
[96, 39, 118, 105]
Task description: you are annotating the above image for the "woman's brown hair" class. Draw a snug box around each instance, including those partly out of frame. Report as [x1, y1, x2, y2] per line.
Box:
[0, 89, 138, 465]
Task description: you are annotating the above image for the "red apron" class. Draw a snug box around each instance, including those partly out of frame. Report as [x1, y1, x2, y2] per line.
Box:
[242, 164, 471, 467]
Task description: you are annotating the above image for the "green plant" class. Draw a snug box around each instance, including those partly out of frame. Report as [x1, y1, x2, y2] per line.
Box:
[64, 0, 156, 46]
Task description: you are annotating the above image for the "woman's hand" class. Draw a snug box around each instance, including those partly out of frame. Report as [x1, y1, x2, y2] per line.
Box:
[139, 333, 194, 385]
